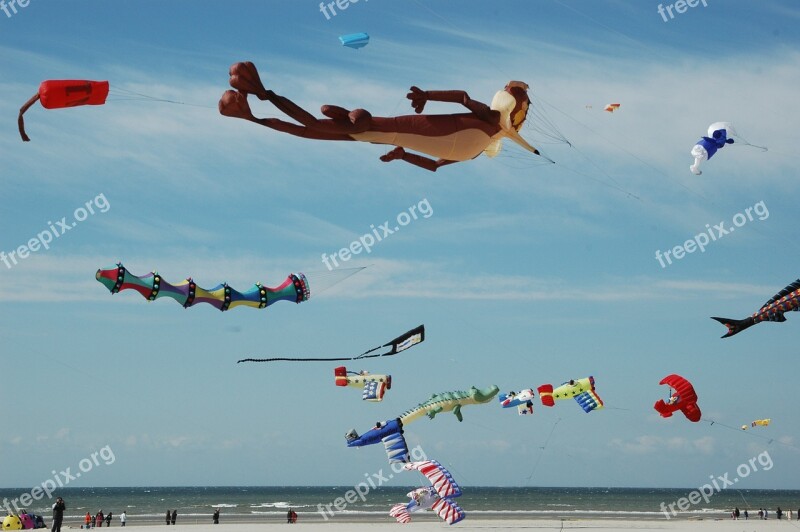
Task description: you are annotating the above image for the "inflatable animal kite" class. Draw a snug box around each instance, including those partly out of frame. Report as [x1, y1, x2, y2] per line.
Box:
[389, 461, 465, 525]
[334, 366, 391, 402]
[712, 279, 800, 338]
[653, 374, 701, 422]
[218, 61, 552, 172]
[538, 377, 603, 413]
[96, 263, 309, 312]
[604, 103, 620, 113]
[742, 418, 771, 430]
[689, 122, 735, 175]
[18, 80, 110, 141]
[397, 385, 500, 424]
[499, 389, 535, 415]
[345, 385, 499, 463]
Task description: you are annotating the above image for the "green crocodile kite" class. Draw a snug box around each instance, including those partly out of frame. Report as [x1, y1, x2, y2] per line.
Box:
[346, 385, 500, 463]
[400, 385, 500, 423]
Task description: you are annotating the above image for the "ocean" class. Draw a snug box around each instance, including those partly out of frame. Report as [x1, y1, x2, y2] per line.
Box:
[2, 486, 799, 524]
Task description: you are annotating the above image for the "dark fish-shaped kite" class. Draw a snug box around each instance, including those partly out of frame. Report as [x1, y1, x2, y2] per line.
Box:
[712, 279, 800, 338]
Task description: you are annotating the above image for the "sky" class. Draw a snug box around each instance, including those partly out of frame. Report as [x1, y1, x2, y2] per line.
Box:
[1, 0, 800, 492]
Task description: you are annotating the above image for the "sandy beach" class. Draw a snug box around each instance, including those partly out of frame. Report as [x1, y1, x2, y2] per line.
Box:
[61, 519, 797, 531]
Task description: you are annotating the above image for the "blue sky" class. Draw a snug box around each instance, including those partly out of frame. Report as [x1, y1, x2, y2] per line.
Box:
[1, 0, 800, 492]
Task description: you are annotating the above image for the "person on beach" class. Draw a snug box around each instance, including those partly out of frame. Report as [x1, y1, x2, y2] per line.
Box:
[213, 509, 220, 524]
[171, 510, 177, 525]
[777, 507, 783, 520]
[287, 509, 293, 524]
[744, 509, 748, 520]
[51, 497, 65, 532]
[85, 512, 92, 529]
[733, 507, 739, 519]
[764, 508, 768, 519]
[166, 511, 171, 525]
[119, 512, 126, 527]
[96, 512, 104, 529]
[291, 510, 297, 524]
[106, 512, 112, 527]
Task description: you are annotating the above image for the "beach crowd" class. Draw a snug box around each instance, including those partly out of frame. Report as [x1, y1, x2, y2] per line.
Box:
[79, 510, 126, 528]
[731, 506, 797, 520]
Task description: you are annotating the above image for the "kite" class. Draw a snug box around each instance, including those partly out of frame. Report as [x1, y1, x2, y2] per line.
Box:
[96, 263, 310, 312]
[389, 461, 465, 525]
[690, 122, 735, 175]
[742, 419, 771, 430]
[238, 325, 424, 363]
[690, 121, 768, 174]
[345, 385, 500, 463]
[712, 279, 800, 338]
[498, 389, 535, 415]
[397, 385, 500, 424]
[18, 80, 110, 141]
[339, 32, 369, 49]
[604, 103, 620, 112]
[218, 61, 554, 172]
[653, 374, 701, 422]
[538, 376, 603, 413]
[334, 366, 392, 402]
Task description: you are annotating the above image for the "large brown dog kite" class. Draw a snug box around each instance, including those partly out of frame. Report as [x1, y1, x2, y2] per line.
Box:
[218, 62, 550, 172]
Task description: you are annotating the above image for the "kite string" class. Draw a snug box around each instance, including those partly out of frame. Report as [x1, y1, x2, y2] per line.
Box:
[410, 0, 654, 202]
[536, 95, 712, 203]
[304, 266, 366, 296]
[526, 417, 562, 484]
[701, 418, 800, 451]
[108, 87, 215, 109]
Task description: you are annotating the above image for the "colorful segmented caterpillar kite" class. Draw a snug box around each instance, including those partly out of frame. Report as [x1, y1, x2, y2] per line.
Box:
[95, 263, 309, 312]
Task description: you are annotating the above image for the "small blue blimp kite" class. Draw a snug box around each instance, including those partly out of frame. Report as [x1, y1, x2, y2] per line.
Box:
[339, 32, 370, 49]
